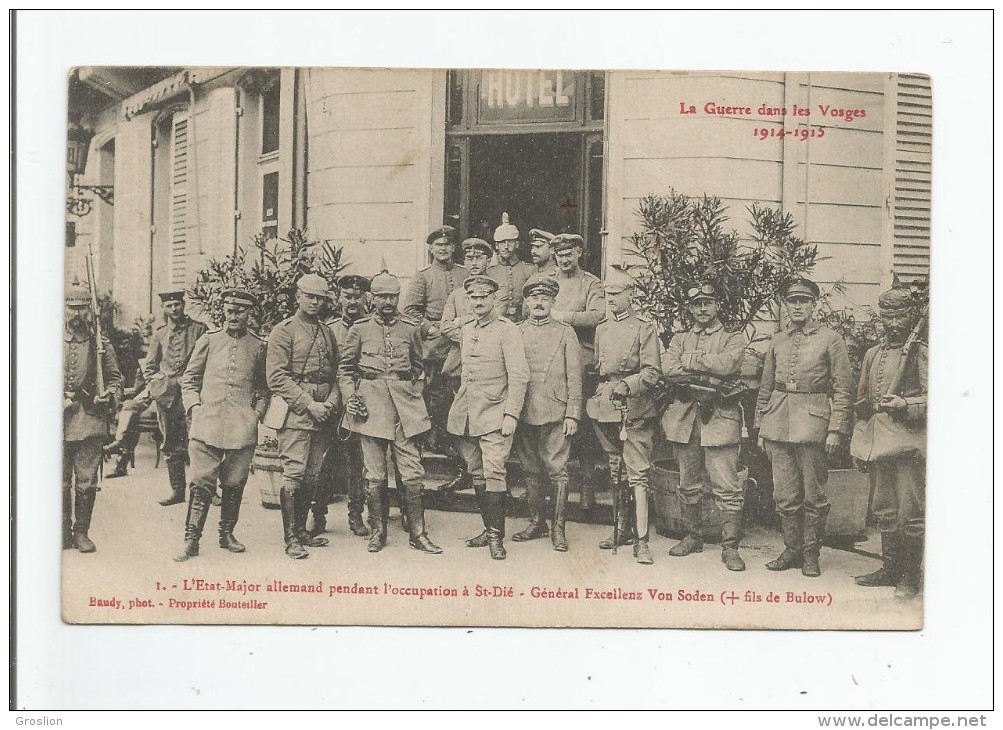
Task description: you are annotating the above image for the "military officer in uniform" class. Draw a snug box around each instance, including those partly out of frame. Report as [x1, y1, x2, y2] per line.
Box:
[175, 289, 268, 562]
[143, 290, 208, 506]
[756, 278, 853, 577]
[587, 267, 661, 564]
[441, 237, 496, 381]
[851, 288, 927, 600]
[487, 213, 535, 322]
[448, 275, 529, 560]
[402, 225, 469, 453]
[315, 275, 372, 539]
[338, 268, 442, 554]
[63, 283, 124, 552]
[511, 275, 583, 551]
[266, 273, 341, 559]
[660, 284, 749, 571]
[550, 233, 606, 510]
[528, 228, 558, 277]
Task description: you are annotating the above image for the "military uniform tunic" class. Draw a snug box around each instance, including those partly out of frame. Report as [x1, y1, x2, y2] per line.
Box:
[338, 313, 429, 486]
[513, 317, 583, 483]
[756, 321, 853, 518]
[181, 329, 268, 495]
[852, 340, 928, 537]
[266, 311, 341, 490]
[552, 268, 605, 368]
[487, 259, 536, 322]
[447, 313, 529, 493]
[661, 321, 747, 511]
[402, 261, 469, 362]
[143, 316, 208, 464]
[586, 309, 661, 494]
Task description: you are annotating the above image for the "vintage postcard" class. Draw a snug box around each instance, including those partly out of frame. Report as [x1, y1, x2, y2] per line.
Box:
[61, 66, 930, 629]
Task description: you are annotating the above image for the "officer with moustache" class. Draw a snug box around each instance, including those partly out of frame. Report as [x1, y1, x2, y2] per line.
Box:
[63, 284, 124, 552]
[487, 213, 535, 322]
[511, 275, 583, 551]
[756, 278, 852, 578]
[588, 266, 661, 564]
[851, 288, 927, 600]
[528, 228, 558, 277]
[660, 284, 748, 571]
[448, 275, 529, 560]
[338, 268, 442, 554]
[441, 237, 496, 381]
[143, 290, 208, 507]
[266, 273, 341, 559]
[175, 289, 268, 562]
[313, 275, 373, 539]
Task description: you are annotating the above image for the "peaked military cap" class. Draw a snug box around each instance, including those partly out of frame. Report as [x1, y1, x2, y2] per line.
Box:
[529, 228, 555, 244]
[158, 289, 186, 303]
[878, 288, 914, 312]
[337, 273, 371, 293]
[66, 283, 90, 306]
[463, 275, 499, 295]
[550, 233, 585, 252]
[297, 273, 330, 296]
[493, 212, 520, 242]
[602, 266, 636, 294]
[523, 274, 559, 298]
[426, 225, 457, 246]
[462, 237, 494, 258]
[221, 288, 259, 308]
[782, 277, 820, 300]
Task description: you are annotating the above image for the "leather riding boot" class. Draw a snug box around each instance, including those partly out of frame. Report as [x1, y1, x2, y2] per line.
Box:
[513, 477, 549, 542]
[466, 480, 491, 548]
[403, 482, 442, 554]
[550, 478, 570, 552]
[894, 534, 923, 600]
[855, 531, 900, 587]
[175, 487, 211, 562]
[280, 487, 308, 559]
[720, 511, 746, 571]
[72, 489, 97, 553]
[365, 483, 387, 553]
[766, 512, 804, 571]
[106, 456, 129, 479]
[486, 491, 507, 560]
[669, 503, 705, 557]
[579, 478, 596, 512]
[218, 487, 246, 553]
[159, 459, 187, 506]
[393, 463, 411, 534]
[802, 508, 828, 578]
[599, 486, 636, 549]
[347, 480, 370, 537]
[62, 482, 73, 549]
[633, 532, 654, 565]
[296, 486, 329, 548]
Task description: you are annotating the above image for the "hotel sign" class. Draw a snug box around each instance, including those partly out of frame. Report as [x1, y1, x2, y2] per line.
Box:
[477, 70, 579, 125]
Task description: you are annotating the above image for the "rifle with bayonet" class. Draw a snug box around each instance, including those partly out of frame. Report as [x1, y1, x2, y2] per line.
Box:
[854, 304, 928, 422]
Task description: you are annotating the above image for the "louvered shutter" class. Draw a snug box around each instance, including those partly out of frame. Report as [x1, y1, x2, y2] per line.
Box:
[169, 114, 189, 287]
[891, 74, 932, 282]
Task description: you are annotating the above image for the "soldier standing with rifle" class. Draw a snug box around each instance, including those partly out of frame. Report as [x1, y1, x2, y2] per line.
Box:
[660, 284, 749, 571]
[175, 289, 268, 562]
[265, 273, 341, 560]
[314, 275, 373, 539]
[63, 281, 124, 552]
[851, 288, 927, 600]
[448, 275, 529, 560]
[143, 290, 208, 507]
[338, 268, 442, 554]
[587, 267, 661, 564]
[756, 278, 853, 578]
[511, 275, 583, 551]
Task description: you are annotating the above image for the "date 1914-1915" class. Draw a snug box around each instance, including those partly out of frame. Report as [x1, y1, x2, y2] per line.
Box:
[754, 126, 826, 140]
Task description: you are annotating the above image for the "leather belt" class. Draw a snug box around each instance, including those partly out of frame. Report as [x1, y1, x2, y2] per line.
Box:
[774, 384, 829, 394]
[292, 373, 331, 384]
[359, 371, 411, 381]
[601, 374, 636, 383]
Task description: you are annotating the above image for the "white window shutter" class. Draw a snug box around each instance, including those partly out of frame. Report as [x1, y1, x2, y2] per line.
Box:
[892, 74, 932, 282]
[169, 114, 189, 287]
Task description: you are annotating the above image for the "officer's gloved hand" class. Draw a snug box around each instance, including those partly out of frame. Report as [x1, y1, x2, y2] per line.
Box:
[306, 402, 331, 423]
[610, 381, 630, 407]
[346, 394, 368, 420]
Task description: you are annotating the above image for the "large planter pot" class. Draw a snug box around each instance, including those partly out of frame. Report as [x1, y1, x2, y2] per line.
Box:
[825, 468, 871, 537]
[252, 448, 282, 509]
[650, 461, 751, 542]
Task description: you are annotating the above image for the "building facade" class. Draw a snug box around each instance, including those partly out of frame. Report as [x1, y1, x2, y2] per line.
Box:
[66, 67, 931, 325]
